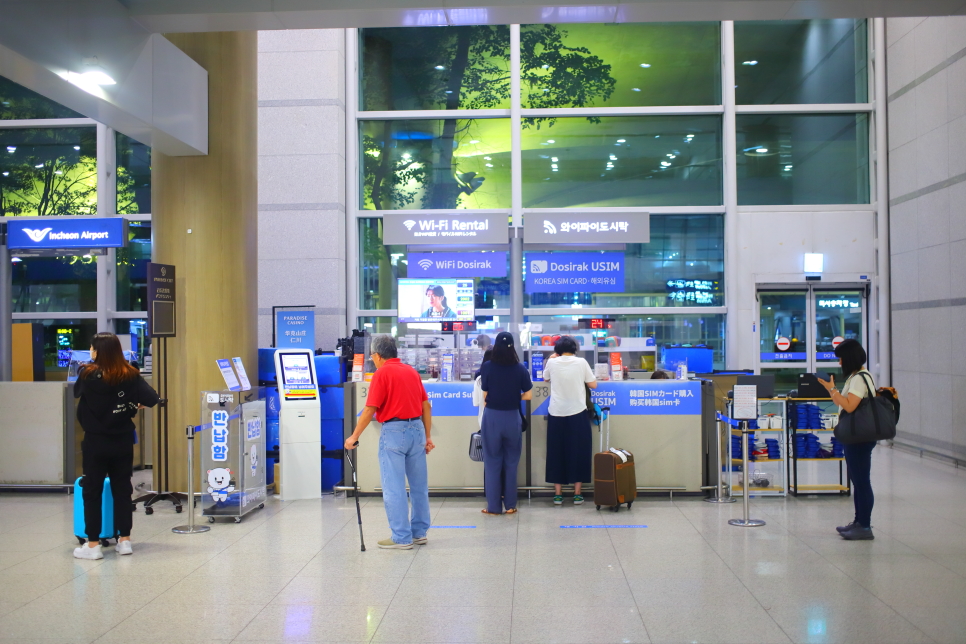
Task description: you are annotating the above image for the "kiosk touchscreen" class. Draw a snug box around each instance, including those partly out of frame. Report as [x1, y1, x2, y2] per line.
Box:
[273, 349, 321, 500]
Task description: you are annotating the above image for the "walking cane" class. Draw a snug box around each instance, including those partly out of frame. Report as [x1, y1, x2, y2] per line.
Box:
[345, 442, 366, 552]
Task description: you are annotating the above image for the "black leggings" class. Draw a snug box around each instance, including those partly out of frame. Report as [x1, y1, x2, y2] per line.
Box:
[82, 437, 134, 541]
[844, 441, 876, 528]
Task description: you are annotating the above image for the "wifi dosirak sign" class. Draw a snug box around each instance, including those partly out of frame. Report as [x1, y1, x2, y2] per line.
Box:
[525, 252, 625, 293]
[409, 252, 507, 278]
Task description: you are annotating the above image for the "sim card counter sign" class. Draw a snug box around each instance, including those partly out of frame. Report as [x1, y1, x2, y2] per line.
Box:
[525, 252, 625, 294]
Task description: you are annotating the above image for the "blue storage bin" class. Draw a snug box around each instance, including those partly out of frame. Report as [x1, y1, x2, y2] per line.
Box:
[258, 348, 278, 384]
[314, 355, 342, 385]
[319, 386, 344, 420]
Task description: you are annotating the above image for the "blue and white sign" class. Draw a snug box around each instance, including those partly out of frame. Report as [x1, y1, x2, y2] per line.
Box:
[408, 252, 507, 278]
[276, 311, 315, 349]
[216, 358, 242, 391]
[760, 352, 807, 361]
[533, 381, 702, 416]
[6, 217, 126, 249]
[525, 252, 624, 294]
[424, 383, 478, 416]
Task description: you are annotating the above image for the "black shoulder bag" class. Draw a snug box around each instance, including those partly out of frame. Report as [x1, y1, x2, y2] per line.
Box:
[833, 372, 897, 445]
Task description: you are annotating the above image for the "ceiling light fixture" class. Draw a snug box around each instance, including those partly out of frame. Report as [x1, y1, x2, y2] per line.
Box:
[551, 157, 558, 162]
[639, 63, 651, 68]
[616, 139, 626, 143]
[435, 65, 446, 70]
[632, 88, 641, 92]
[742, 60, 758, 66]
[756, 147, 768, 153]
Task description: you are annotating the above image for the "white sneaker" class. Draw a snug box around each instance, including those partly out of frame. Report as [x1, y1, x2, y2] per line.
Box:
[115, 540, 133, 555]
[73, 544, 104, 560]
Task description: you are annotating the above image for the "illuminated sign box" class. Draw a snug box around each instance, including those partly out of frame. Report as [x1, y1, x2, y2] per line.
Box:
[6, 217, 127, 254]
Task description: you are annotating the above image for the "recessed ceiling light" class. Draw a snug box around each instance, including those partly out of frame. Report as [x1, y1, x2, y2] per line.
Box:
[661, 161, 671, 167]
[547, 140, 555, 143]
[1, 172, 7, 176]
[484, 156, 492, 160]
[73, 146, 80, 150]
[616, 139, 626, 143]
[485, 163, 493, 167]
[552, 168, 558, 172]
[639, 63, 651, 68]
[445, 90, 453, 94]
[551, 164, 558, 168]
[435, 65, 445, 70]
[469, 140, 479, 144]
[34, 164, 43, 168]
[609, 155, 617, 160]
[742, 60, 758, 66]
[632, 88, 641, 92]
[551, 157, 558, 162]
[756, 147, 768, 153]
[6, 146, 15, 153]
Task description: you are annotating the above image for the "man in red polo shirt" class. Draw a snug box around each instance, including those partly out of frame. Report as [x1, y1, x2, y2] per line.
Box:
[346, 335, 434, 549]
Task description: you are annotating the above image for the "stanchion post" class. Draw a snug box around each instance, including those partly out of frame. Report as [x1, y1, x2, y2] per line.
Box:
[173, 425, 210, 534]
[705, 418, 736, 504]
[728, 422, 765, 527]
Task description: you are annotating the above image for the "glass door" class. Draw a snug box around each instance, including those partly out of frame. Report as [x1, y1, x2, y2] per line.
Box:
[758, 286, 866, 394]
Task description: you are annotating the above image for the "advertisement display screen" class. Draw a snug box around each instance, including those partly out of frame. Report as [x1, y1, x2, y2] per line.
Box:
[398, 278, 475, 323]
[278, 353, 314, 386]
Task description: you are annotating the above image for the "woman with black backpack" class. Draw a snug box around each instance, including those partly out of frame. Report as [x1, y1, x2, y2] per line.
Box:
[73, 332, 160, 559]
[817, 339, 878, 541]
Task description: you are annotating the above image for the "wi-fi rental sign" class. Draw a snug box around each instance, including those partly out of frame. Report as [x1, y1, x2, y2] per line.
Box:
[408, 252, 508, 278]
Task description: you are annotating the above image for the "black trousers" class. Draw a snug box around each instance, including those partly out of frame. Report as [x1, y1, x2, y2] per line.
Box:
[844, 440, 876, 528]
[82, 436, 134, 541]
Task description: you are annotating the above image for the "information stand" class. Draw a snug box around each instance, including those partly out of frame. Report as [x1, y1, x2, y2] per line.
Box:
[728, 385, 765, 528]
[199, 389, 268, 523]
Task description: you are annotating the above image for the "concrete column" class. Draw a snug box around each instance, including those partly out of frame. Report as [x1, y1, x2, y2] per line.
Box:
[152, 31, 258, 493]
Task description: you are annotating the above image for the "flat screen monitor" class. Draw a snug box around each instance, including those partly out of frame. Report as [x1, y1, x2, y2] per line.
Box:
[397, 278, 475, 324]
[278, 352, 314, 386]
[736, 375, 776, 399]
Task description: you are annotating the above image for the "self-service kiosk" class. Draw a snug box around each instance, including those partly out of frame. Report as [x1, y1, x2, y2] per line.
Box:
[273, 349, 321, 500]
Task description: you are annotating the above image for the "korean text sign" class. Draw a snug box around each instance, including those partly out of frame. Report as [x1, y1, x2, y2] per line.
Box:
[276, 310, 314, 349]
[526, 252, 625, 294]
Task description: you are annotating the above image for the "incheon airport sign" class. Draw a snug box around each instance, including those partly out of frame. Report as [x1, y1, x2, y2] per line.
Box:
[6, 217, 127, 250]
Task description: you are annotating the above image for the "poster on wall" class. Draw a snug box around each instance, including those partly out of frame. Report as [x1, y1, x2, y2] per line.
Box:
[275, 310, 315, 349]
[147, 263, 176, 338]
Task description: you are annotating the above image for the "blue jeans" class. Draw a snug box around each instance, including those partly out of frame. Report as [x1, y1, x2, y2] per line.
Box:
[481, 408, 522, 513]
[844, 441, 876, 528]
[378, 419, 431, 545]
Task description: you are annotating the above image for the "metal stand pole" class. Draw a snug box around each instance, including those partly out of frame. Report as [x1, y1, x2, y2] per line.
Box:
[705, 419, 736, 503]
[729, 422, 765, 527]
[134, 337, 186, 513]
[173, 426, 209, 534]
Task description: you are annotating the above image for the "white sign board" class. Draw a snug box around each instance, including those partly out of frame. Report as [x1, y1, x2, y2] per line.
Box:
[732, 385, 758, 421]
[232, 357, 252, 391]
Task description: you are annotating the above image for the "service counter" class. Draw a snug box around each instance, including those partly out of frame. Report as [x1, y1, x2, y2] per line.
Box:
[350, 379, 714, 494]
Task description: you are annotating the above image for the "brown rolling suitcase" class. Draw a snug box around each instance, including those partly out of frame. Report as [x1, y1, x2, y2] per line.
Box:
[593, 407, 637, 512]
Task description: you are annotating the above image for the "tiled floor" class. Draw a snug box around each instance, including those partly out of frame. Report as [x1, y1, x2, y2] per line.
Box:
[2, 446, 966, 643]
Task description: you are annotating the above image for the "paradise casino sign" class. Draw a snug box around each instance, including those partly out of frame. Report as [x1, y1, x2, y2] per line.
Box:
[5, 217, 127, 256]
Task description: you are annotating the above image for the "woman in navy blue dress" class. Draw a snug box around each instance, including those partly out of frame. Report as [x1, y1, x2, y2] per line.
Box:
[479, 332, 533, 515]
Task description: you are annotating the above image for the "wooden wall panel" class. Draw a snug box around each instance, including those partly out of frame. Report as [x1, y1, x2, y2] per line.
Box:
[152, 31, 258, 493]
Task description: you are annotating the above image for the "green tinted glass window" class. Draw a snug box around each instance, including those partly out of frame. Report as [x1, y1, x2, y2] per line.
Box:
[116, 220, 151, 311]
[521, 116, 722, 208]
[521, 22, 720, 108]
[0, 75, 83, 119]
[361, 119, 510, 210]
[735, 20, 868, 104]
[525, 215, 723, 308]
[359, 218, 509, 310]
[362, 27, 510, 111]
[16, 319, 98, 373]
[736, 113, 869, 205]
[117, 133, 151, 215]
[0, 127, 97, 216]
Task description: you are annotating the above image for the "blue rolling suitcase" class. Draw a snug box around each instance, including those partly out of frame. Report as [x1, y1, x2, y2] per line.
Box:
[73, 476, 118, 546]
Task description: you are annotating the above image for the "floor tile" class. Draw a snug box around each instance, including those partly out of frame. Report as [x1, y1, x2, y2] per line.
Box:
[234, 604, 387, 641]
[270, 575, 402, 606]
[510, 605, 649, 644]
[94, 602, 265, 642]
[391, 576, 514, 606]
[372, 604, 511, 643]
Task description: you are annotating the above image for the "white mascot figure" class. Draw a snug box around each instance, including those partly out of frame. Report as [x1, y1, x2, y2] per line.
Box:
[250, 444, 259, 478]
[207, 468, 235, 502]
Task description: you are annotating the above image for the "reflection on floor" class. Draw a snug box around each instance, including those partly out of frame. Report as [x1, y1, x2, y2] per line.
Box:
[1, 446, 965, 643]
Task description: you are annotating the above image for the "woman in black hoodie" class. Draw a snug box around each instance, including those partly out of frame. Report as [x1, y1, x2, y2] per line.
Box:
[73, 333, 159, 559]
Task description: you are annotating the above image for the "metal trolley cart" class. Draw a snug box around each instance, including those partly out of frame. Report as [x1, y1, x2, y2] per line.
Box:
[200, 389, 268, 523]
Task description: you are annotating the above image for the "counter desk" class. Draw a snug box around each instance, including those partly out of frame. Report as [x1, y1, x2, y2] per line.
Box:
[350, 379, 714, 495]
